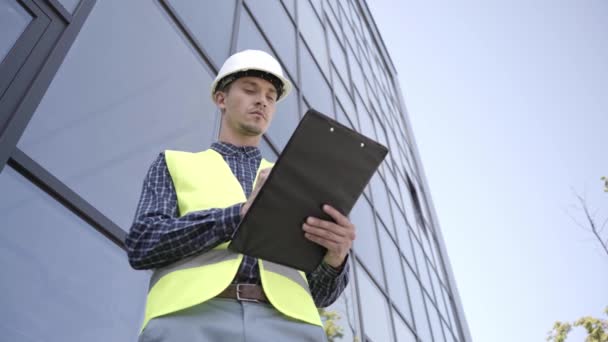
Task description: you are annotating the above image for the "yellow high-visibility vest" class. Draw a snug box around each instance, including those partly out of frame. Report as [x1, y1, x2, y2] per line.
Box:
[141, 149, 322, 331]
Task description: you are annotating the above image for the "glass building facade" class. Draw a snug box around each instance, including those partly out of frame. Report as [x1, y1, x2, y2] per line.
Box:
[0, 0, 471, 341]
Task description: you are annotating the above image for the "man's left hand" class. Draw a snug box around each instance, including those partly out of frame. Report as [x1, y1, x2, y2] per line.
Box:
[302, 204, 356, 269]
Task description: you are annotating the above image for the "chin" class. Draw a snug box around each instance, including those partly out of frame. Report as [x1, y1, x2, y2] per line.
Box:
[239, 123, 265, 136]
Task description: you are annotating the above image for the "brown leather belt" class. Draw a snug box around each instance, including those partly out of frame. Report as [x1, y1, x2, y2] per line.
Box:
[216, 284, 269, 304]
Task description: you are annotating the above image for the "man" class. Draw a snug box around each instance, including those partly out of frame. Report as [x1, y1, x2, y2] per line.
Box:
[126, 50, 356, 341]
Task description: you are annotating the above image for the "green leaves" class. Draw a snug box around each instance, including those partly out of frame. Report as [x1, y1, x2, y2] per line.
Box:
[319, 308, 345, 342]
[548, 307, 608, 342]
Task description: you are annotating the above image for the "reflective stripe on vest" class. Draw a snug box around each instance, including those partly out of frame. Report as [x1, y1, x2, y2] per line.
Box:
[140, 149, 322, 331]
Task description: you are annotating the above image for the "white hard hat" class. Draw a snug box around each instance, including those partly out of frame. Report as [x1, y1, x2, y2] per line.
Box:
[211, 49, 292, 103]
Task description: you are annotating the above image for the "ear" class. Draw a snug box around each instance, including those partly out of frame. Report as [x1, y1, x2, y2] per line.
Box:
[214, 91, 226, 113]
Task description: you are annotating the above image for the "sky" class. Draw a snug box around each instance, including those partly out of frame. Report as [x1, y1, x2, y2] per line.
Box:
[368, 1, 608, 341]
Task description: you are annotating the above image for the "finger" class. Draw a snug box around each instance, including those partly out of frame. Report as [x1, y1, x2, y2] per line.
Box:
[306, 217, 351, 238]
[322, 205, 353, 228]
[304, 232, 338, 250]
[303, 223, 344, 244]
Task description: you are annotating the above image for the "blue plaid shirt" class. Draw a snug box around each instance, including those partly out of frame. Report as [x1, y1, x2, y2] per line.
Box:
[126, 142, 349, 307]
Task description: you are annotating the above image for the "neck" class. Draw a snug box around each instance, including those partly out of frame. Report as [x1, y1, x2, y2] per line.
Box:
[218, 127, 261, 147]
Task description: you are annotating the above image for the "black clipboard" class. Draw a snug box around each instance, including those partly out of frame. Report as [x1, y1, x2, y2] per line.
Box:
[228, 109, 388, 272]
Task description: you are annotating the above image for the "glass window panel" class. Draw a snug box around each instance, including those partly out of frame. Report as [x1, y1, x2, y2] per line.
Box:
[335, 101, 354, 129]
[349, 46, 365, 97]
[413, 239, 433, 294]
[327, 24, 349, 86]
[356, 104, 376, 141]
[0, 167, 149, 341]
[298, 0, 328, 76]
[443, 287, 458, 333]
[386, 171, 402, 213]
[342, 11, 357, 53]
[356, 264, 393, 342]
[0, 0, 32, 63]
[443, 319, 458, 342]
[404, 260, 433, 342]
[360, 53, 372, 80]
[237, 9, 276, 63]
[325, 1, 341, 29]
[332, 67, 355, 122]
[300, 42, 333, 116]
[351, 196, 384, 285]
[17, 1, 219, 230]
[245, 0, 297, 81]
[347, 0, 361, 36]
[426, 295, 447, 342]
[259, 138, 278, 162]
[236, 10, 300, 151]
[266, 88, 299, 151]
[369, 173, 393, 231]
[400, 176, 419, 232]
[57, 0, 79, 13]
[431, 239, 448, 286]
[282, 0, 295, 19]
[395, 210, 416, 265]
[437, 282, 451, 329]
[323, 257, 362, 341]
[378, 228, 412, 324]
[168, 0, 236, 68]
[428, 262, 443, 308]
[310, 0, 322, 15]
[394, 310, 417, 342]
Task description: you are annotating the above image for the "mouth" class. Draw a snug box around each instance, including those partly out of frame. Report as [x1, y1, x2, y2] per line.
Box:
[249, 110, 266, 120]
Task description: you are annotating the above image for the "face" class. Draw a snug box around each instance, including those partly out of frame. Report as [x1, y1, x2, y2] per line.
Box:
[215, 76, 278, 138]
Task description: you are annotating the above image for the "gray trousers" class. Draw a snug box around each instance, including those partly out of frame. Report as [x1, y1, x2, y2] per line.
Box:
[139, 298, 327, 342]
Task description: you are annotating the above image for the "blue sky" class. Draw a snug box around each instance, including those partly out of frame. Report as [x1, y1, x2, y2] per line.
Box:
[368, 1, 608, 341]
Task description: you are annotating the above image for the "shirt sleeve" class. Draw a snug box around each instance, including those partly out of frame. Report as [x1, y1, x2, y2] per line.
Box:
[125, 153, 243, 270]
[306, 255, 351, 307]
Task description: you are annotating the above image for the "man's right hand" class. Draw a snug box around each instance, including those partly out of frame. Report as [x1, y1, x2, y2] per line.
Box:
[240, 167, 272, 218]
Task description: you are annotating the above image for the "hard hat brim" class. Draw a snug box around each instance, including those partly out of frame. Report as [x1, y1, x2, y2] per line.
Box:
[210, 67, 292, 103]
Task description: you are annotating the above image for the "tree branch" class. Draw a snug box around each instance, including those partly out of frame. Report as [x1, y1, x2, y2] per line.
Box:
[575, 192, 608, 257]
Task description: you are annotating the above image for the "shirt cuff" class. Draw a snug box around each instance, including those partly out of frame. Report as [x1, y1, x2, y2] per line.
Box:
[318, 254, 350, 278]
[213, 203, 243, 239]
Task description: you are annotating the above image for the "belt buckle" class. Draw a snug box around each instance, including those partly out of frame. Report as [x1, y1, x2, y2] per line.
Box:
[236, 284, 260, 303]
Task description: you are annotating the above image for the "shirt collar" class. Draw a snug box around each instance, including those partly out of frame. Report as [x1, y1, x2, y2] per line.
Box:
[211, 141, 262, 159]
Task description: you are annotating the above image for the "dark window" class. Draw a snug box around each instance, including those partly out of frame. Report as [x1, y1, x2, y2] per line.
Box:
[356, 106, 377, 141]
[0, 0, 32, 63]
[259, 137, 278, 162]
[369, 172, 393, 231]
[426, 294, 447, 342]
[57, 0, 79, 13]
[0, 166, 149, 341]
[245, 0, 297, 81]
[298, 0, 328, 76]
[166, 0, 236, 68]
[331, 66, 355, 122]
[356, 262, 394, 342]
[17, 1, 218, 231]
[300, 41, 333, 116]
[404, 261, 433, 342]
[378, 227, 413, 324]
[335, 101, 354, 129]
[265, 86, 299, 151]
[327, 23, 349, 86]
[236, 8, 300, 151]
[393, 309, 417, 342]
[351, 195, 384, 284]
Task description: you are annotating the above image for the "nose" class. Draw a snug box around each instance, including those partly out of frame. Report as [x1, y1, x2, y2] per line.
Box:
[256, 93, 268, 107]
